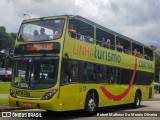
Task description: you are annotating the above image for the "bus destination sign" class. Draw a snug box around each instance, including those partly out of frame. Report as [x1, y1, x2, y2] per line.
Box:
[14, 43, 60, 54]
[26, 44, 53, 51]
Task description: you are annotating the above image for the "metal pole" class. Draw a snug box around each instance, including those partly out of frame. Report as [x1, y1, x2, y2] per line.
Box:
[23, 14, 31, 34]
[23, 14, 31, 19]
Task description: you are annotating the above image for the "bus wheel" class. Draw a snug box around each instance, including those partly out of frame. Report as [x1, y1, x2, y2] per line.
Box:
[85, 93, 97, 115]
[132, 92, 141, 108]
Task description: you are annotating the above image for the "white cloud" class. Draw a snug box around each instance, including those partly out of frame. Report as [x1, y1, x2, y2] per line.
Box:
[0, 0, 159, 48]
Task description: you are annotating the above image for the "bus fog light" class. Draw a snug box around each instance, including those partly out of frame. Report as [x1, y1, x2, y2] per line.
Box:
[41, 89, 57, 100]
[10, 88, 17, 98]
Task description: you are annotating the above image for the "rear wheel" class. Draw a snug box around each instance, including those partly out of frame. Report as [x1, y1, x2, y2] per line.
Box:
[132, 92, 141, 108]
[85, 93, 97, 115]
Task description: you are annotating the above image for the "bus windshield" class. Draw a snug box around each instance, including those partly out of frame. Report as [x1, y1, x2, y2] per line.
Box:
[12, 57, 58, 89]
[18, 19, 65, 42]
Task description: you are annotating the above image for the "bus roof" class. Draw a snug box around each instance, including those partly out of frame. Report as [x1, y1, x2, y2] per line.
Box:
[23, 14, 153, 51]
[69, 15, 151, 49]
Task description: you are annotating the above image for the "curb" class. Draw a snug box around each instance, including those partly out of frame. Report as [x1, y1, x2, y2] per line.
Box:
[0, 105, 23, 112]
[150, 98, 160, 101]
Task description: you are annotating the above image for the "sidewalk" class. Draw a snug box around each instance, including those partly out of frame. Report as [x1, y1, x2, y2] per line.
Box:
[150, 93, 160, 101]
[0, 94, 8, 99]
[0, 94, 160, 111]
[0, 105, 22, 112]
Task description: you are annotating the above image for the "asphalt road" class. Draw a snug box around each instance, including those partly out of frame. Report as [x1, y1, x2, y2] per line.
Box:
[1, 101, 160, 120]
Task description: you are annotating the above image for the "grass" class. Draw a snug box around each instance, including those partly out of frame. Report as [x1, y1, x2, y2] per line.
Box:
[0, 82, 10, 105]
[0, 82, 10, 106]
[0, 82, 11, 94]
[0, 99, 9, 105]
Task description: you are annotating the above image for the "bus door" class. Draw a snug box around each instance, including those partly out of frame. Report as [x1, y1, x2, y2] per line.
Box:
[59, 60, 80, 110]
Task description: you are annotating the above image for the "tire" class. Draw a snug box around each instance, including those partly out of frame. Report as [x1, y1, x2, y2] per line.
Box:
[85, 93, 97, 115]
[132, 92, 141, 108]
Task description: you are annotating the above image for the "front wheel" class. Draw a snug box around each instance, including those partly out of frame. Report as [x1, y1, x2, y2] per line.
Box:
[85, 93, 97, 115]
[132, 92, 141, 108]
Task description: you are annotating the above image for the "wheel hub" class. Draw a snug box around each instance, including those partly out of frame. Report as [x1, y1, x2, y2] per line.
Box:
[88, 99, 96, 112]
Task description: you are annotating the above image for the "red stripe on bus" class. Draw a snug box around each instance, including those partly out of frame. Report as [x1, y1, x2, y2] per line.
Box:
[100, 57, 137, 101]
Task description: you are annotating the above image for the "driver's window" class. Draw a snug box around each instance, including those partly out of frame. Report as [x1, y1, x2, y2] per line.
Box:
[61, 60, 78, 85]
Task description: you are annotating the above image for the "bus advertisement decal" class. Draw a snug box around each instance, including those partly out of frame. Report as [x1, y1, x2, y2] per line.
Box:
[100, 57, 137, 101]
[73, 43, 121, 64]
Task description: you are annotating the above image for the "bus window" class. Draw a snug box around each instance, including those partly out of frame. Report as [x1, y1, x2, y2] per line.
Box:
[109, 67, 117, 84]
[96, 28, 115, 50]
[106, 67, 120, 84]
[68, 19, 94, 43]
[18, 19, 65, 42]
[61, 60, 78, 85]
[97, 65, 109, 84]
[135, 71, 154, 85]
[120, 69, 132, 84]
[80, 62, 96, 83]
[86, 63, 96, 83]
[13, 57, 58, 89]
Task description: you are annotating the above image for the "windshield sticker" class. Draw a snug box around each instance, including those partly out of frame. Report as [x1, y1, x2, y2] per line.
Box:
[14, 77, 22, 83]
[20, 83, 28, 88]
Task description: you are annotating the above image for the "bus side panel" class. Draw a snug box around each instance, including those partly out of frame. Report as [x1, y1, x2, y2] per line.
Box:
[58, 84, 85, 111]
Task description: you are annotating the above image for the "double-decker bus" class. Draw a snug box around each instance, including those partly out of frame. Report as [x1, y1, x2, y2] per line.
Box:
[9, 15, 155, 114]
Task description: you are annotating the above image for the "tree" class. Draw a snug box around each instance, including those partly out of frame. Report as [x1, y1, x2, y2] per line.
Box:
[0, 26, 17, 50]
[9, 32, 17, 49]
[0, 26, 17, 68]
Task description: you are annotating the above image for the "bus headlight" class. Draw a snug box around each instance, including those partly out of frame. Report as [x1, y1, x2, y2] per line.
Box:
[41, 89, 57, 100]
[10, 88, 17, 98]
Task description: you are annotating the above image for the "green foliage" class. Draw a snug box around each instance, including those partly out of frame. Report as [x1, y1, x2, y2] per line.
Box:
[0, 26, 17, 50]
[0, 99, 9, 106]
[0, 82, 10, 94]
[0, 26, 17, 68]
[9, 32, 17, 49]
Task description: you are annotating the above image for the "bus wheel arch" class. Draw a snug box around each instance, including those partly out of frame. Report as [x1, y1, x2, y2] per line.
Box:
[132, 89, 142, 108]
[84, 89, 99, 115]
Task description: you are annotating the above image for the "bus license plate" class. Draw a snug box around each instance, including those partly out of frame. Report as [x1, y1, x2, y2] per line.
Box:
[24, 102, 32, 107]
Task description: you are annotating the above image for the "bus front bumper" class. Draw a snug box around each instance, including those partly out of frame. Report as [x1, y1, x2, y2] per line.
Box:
[9, 95, 59, 111]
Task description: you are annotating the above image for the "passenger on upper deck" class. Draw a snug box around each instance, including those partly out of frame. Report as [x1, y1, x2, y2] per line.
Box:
[54, 29, 63, 39]
[137, 51, 143, 58]
[39, 28, 49, 40]
[132, 48, 138, 56]
[79, 31, 86, 41]
[68, 24, 76, 38]
[33, 30, 39, 41]
[116, 42, 123, 52]
[143, 53, 147, 59]
[40, 28, 46, 35]
[88, 35, 94, 44]
[101, 38, 106, 47]
[132, 48, 141, 57]
[126, 47, 132, 55]
[77, 32, 81, 40]
[106, 39, 111, 49]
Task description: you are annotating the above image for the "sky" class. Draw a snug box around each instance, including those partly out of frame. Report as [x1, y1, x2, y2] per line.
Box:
[0, 0, 160, 49]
